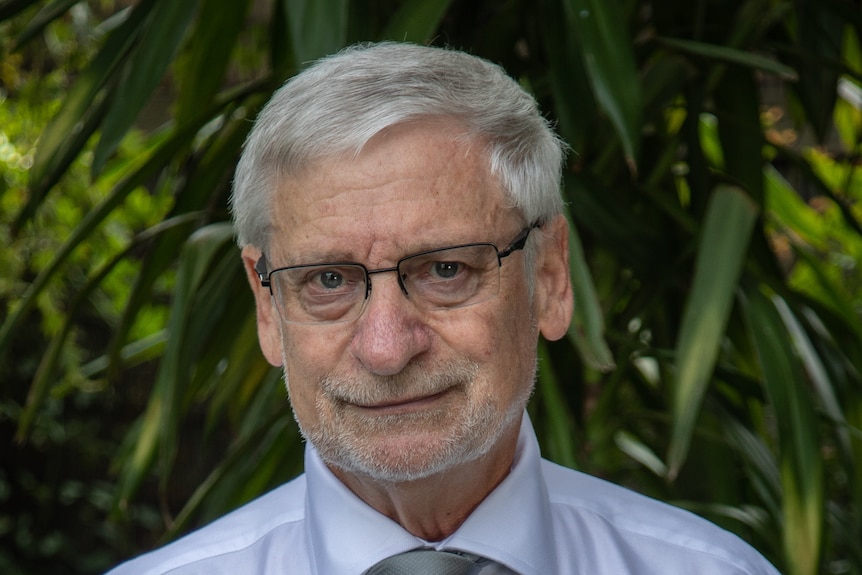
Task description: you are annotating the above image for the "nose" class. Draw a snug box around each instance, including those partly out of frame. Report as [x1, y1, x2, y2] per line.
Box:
[349, 272, 431, 376]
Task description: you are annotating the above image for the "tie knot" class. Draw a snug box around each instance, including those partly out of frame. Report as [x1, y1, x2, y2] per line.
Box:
[365, 548, 489, 575]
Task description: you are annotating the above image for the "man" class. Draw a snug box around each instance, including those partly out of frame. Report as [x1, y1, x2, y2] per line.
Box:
[107, 42, 780, 574]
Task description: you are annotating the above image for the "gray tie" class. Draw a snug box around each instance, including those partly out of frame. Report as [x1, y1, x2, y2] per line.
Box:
[365, 549, 488, 575]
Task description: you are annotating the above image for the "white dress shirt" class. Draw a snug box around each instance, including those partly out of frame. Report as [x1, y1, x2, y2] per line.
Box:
[106, 414, 780, 574]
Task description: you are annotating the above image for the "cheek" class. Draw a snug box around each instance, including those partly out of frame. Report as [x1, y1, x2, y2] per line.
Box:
[434, 300, 538, 396]
[281, 328, 351, 417]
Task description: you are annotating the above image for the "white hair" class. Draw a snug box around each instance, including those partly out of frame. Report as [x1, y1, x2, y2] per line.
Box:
[231, 42, 566, 250]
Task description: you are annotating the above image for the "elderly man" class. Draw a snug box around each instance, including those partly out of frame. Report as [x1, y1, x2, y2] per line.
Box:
[107, 42, 779, 574]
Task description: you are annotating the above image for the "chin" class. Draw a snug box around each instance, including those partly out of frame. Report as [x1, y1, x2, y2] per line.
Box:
[305, 401, 525, 483]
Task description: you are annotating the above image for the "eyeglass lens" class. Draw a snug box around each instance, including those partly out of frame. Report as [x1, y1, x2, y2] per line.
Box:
[270, 243, 501, 324]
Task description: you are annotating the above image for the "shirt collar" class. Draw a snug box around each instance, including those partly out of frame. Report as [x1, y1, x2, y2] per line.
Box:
[305, 412, 556, 575]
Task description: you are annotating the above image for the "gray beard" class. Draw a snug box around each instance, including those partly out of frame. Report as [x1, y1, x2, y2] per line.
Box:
[282, 357, 533, 483]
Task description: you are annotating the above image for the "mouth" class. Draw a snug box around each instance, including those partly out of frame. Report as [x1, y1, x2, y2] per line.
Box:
[351, 388, 453, 414]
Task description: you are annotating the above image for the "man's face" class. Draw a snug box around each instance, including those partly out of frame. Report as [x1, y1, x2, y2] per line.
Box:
[243, 121, 572, 482]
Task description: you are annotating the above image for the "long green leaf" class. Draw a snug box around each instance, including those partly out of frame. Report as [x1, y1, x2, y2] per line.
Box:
[114, 223, 236, 508]
[104, 100, 260, 375]
[742, 288, 824, 575]
[155, 225, 238, 492]
[175, 0, 254, 125]
[793, 1, 844, 140]
[562, 0, 641, 169]
[668, 185, 759, 477]
[659, 37, 798, 79]
[283, 0, 348, 68]
[715, 65, 764, 202]
[566, 212, 615, 371]
[381, 0, 452, 44]
[539, 0, 597, 156]
[92, 0, 200, 174]
[773, 297, 850, 458]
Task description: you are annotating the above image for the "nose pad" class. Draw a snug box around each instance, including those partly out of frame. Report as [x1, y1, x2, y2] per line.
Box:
[366, 266, 410, 299]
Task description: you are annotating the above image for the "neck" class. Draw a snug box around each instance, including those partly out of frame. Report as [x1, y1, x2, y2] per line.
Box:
[329, 424, 520, 541]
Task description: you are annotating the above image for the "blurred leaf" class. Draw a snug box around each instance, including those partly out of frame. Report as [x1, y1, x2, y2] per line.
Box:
[659, 37, 798, 79]
[283, 0, 348, 68]
[13, 0, 80, 47]
[0, 81, 248, 370]
[175, 0, 254, 125]
[92, 0, 200, 174]
[742, 288, 824, 575]
[0, 0, 39, 20]
[561, 0, 641, 169]
[539, 0, 597, 155]
[615, 430, 667, 477]
[105, 96, 261, 375]
[793, 0, 845, 140]
[715, 65, 764, 202]
[566, 212, 615, 371]
[668, 185, 759, 478]
[18, 0, 155, 232]
[764, 166, 826, 248]
[381, 0, 453, 43]
[772, 297, 851, 458]
[166, 397, 294, 539]
[115, 223, 236, 509]
[537, 340, 579, 469]
[15, 213, 204, 441]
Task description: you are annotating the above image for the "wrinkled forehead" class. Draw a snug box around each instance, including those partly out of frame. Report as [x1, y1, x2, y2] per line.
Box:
[264, 122, 517, 260]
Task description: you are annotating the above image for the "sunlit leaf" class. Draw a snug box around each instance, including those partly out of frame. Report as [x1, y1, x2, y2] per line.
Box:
[18, 0, 154, 232]
[668, 185, 759, 478]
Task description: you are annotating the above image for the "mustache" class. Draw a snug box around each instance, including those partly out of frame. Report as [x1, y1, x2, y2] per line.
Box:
[319, 359, 480, 406]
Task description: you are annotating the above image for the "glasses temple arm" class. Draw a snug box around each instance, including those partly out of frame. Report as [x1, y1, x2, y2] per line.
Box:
[254, 255, 271, 287]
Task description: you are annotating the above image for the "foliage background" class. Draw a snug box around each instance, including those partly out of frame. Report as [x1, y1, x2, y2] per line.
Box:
[1, 0, 861, 574]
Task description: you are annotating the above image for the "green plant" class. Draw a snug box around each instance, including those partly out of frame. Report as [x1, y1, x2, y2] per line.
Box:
[1, 1, 860, 573]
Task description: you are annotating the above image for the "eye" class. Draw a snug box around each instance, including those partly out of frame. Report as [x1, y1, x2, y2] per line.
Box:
[431, 261, 461, 279]
[317, 270, 344, 289]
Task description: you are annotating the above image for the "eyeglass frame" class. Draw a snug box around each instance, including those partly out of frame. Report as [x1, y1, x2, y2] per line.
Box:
[254, 221, 541, 323]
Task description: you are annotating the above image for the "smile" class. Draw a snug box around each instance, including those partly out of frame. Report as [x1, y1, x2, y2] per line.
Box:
[351, 388, 452, 414]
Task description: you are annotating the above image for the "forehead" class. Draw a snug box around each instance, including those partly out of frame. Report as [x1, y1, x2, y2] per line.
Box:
[268, 122, 516, 263]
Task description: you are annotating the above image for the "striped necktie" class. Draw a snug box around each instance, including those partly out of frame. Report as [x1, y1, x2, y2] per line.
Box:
[365, 549, 489, 575]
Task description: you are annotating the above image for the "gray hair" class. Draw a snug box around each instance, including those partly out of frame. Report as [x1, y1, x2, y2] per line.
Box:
[231, 42, 567, 250]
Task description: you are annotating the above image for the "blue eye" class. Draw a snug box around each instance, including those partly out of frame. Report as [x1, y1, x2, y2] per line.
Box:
[432, 261, 460, 279]
[318, 270, 344, 289]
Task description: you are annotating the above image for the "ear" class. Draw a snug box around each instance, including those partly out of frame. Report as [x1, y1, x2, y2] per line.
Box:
[241, 245, 284, 366]
[534, 214, 574, 341]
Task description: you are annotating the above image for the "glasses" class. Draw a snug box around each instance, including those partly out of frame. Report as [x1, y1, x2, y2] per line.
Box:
[255, 224, 538, 324]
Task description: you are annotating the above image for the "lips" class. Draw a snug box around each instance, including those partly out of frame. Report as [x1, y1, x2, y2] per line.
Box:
[350, 388, 452, 412]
